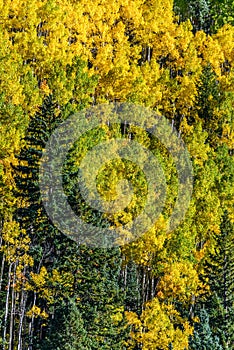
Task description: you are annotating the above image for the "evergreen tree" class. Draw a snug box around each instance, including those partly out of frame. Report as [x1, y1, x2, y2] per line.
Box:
[174, 0, 234, 33]
[189, 308, 223, 349]
[63, 299, 91, 350]
[14, 94, 129, 349]
[197, 65, 221, 119]
[41, 298, 92, 350]
[209, 0, 234, 31]
[173, 0, 212, 33]
[196, 64, 223, 147]
[202, 213, 234, 349]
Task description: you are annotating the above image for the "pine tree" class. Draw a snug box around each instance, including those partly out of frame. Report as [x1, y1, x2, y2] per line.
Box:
[41, 298, 92, 350]
[189, 308, 223, 349]
[173, 0, 212, 33]
[14, 94, 129, 349]
[210, 0, 234, 31]
[196, 64, 223, 147]
[202, 213, 234, 349]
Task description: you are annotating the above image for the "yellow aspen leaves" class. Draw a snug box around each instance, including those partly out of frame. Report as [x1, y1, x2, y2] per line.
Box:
[126, 298, 193, 349]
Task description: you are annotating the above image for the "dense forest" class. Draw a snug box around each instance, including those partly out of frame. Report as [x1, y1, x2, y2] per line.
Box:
[0, 0, 234, 349]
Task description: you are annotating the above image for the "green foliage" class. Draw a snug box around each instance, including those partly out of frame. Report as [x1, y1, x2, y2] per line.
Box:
[173, 0, 211, 32]
[0, 1, 234, 349]
[201, 213, 234, 349]
[14, 94, 129, 349]
[210, 0, 234, 31]
[174, 0, 234, 33]
[189, 309, 223, 349]
[196, 65, 223, 144]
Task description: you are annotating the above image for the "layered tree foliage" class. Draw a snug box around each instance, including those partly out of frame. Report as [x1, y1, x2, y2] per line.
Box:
[189, 308, 223, 349]
[198, 213, 234, 349]
[0, 0, 233, 349]
[174, 0, 234, 33]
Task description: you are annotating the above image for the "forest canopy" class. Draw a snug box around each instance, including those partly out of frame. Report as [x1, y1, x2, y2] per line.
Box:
[0, 0, 233, 349]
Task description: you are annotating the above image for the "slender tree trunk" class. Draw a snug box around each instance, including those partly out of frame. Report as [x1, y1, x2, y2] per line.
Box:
[124, 264, 127, 289]
[9, 262, 17, 350]
[28, 254, 44, 350]
[136, 268, 140, 311]
[142, 268, 146, 311]
[0, 253, 5, 292]
[145, 272, 149, 303]
[28, 292, 37, 350]
[17, 284, 27, 350]
[3, 262, 13, 350]
[151, 276, 155, 300]
[147, 46, 151, 62]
